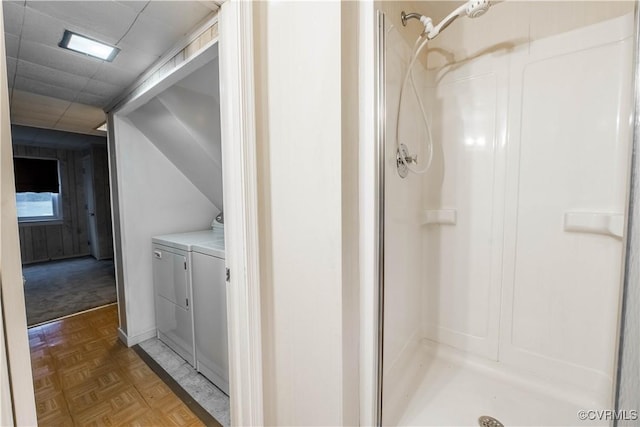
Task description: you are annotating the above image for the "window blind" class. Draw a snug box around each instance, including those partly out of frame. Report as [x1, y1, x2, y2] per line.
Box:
[13, 158, 59, 193]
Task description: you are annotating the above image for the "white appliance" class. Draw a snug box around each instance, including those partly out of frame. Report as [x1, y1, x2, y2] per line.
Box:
[152, 230, 217, 366]
[192, 239, 228, 394]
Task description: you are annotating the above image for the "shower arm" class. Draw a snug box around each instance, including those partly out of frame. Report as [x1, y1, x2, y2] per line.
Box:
[401, 2, 480, 40]
[401, 11, 424, 27]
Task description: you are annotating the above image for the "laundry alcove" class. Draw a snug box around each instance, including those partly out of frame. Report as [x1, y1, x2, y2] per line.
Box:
[108, 39, 222, 349]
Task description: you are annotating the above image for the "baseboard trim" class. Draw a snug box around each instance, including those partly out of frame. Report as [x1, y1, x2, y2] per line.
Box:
[118, 327, 156, 347]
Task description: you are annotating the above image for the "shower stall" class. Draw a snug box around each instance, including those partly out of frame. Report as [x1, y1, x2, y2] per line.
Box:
[374, 1, 637, 425]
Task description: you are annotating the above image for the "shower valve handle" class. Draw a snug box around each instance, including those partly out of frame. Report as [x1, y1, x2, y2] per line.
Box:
[396, 144, 419, 178]
[402, 153, 418, 164]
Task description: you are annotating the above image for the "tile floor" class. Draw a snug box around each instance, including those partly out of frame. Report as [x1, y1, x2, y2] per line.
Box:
[138, 338, 230, 427]
[28, 304, 206, 426]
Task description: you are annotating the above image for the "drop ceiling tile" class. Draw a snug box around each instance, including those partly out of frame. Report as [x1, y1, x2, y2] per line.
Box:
[19, 39, 101, 77]
[11, 106, 58, 121]
[82, 79, 121, 98]
[11, 100, 66, 116]
[3, 2, 25, 36]
[17, 60, 90, 92]
[110, 41, 160, 75]
[20, 7, 72, 48]
[73, 91, 105, 107]
[91, 63, 139, 87]
[21, 6, 116, 50]
[64, 103, 105, 121]
[11, 113, 58, 128]
[114, 1, 150, 14]
[119, 13, 182, 57]
[11, 108, 60, 122]
[14, 75, 78, 103]
[12, 103, 64, 118]
[11, 117, 59, 130]
[6, 61, 17, 78]
[11, 89, 71, 110]
[5, 33, 19, 59]
[7, 57, 17, 87]
[25, 1, 136, 43]
[141, 2, 212, 32]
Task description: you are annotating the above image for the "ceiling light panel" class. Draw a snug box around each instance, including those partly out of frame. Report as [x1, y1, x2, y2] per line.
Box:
[59, 30, 120, 62]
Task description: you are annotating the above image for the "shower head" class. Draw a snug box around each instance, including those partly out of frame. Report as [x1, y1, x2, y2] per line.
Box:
[466, 0, 490, 18]
[402, 0, 492, 40]
[428, 0, 491, 38]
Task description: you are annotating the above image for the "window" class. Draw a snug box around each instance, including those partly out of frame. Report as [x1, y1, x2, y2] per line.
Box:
[14, 157, 62, 223]
[16, 192, 60, 220]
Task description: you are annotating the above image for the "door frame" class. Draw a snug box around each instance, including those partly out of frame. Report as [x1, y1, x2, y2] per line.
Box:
[2, 2, 265, 425]
[107, 2, 265, 425]
[82, 155, 100, 260]
[363, 4, 640, 427]
[0, 1, 37, 424]
[218, 2, 264, 425]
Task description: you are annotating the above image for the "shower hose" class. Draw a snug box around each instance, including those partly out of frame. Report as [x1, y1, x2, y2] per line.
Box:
[396, 33, 435, 175]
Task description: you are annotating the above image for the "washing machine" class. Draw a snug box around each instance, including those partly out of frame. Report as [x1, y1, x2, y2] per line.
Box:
[191, 239, 228, 394]
[151, 230, 217, 366]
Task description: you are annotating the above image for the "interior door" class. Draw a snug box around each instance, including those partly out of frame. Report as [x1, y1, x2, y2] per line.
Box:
[82, 155, 99, 259]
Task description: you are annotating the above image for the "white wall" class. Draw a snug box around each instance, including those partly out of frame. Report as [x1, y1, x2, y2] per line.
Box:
[419, 5, 633, 398]
[127, 59, 223, 211]
[341, 2, 361, 425]
[112, 116, 217, 342]
[617, 12, 640, 417]
[0, 0, 36, 421]
[254, 2, 352, 425]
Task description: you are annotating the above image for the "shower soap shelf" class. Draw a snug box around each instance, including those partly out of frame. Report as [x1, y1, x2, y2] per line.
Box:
[563, 211, 623, 238]
[422, 209, 457, 225]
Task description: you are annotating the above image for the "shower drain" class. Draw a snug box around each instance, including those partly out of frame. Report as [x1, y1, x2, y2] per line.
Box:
[478, 415, 504, 427]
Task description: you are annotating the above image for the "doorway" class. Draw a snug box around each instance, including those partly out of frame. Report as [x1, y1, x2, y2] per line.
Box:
[2, 2, 262, 425]
[12, 136, 117, 326]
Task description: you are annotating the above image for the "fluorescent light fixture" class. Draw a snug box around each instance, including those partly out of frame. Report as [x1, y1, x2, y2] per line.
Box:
[59, 30, 119, 62]
[95, 122, 107, 132]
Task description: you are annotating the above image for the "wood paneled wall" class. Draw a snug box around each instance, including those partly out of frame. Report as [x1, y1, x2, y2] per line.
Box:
[91, 145, 114, 260]
[14, 143, 113, 264]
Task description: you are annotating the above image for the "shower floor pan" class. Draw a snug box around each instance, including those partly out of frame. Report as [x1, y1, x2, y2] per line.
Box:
[396, 341, 610, 427]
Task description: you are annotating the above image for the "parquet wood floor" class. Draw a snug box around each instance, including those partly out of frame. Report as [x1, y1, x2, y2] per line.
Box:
[28, 304, 206, 427]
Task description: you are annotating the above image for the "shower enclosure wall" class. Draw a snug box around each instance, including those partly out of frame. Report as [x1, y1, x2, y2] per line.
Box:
[377, 2, 636, 425]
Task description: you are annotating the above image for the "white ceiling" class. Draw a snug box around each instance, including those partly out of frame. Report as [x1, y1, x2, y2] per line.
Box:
[4, 1, 216, 135]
